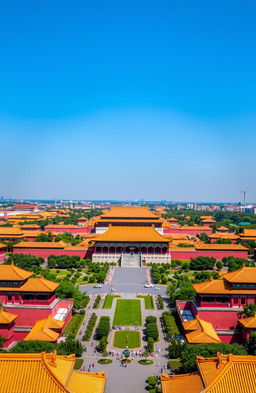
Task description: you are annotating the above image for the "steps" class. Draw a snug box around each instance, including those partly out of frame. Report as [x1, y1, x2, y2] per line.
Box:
[121, 253, 141, 267]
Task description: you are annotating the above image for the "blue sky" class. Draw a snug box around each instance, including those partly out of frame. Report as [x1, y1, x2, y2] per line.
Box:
[0, 1, 255, 202]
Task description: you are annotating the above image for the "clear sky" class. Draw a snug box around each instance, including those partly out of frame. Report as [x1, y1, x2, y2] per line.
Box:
[0, 0, 255, 202]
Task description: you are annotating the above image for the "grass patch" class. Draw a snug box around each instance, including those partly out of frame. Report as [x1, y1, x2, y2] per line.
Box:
[168, 360, 181, 370]
[63, 314, 84, 336]
[113, 331, 140, 349]
[138, 359, 153, 365]
[102, 295, 120, 309]
[113, 299, 142, 326]
[74, 358, 84, 370]
[98, 358, 112, 364]
[137, 295, 154, 309]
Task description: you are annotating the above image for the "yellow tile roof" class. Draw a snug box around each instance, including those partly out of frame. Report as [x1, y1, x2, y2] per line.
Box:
[0, 242, 7, 248]
[68, 371, 106, 393]
[201, 218, 216, 223]
[240, 229, 256, 238]
[198, 354, 256, 393]
[162, 354, 256, 393]
[14, 241, 67, 249]
[208, 233, 239, 239]
[0, 263, 33, 280]
[180, 225, 212, 230]
[45, 225, 81, 229]
[24, 316, 64, 342]
[238, 314, 256, 329]
[21, 224, 40, 229]
[22, 230, 44, 237]
[0, 227, 24, 235]
[94, 226, 168, 243]
[161, 373, 204, 393]
[222, 266, 256, 283]
[182, 317, 221, 344]
[0, 352, 106, 393]
[193, 277, 256, 295]
[101, 206, 159, 218]
[99, 218, 163, 223]
[195, 242, 247, 251]
[216, 226, 229, 231]
[0, 277, 59, 293]
[0, 308, 17, 324]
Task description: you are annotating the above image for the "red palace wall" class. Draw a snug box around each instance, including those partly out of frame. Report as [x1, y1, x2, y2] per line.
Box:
[13, 248, 88, 259]
[164, 228, 212, 235]
[45, 227, 91, 234]
[170, 250, 248, 261]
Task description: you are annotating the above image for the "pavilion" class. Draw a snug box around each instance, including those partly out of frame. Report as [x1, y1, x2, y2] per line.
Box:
[94, 206, 164, 234]
[91, 225, 170, 265]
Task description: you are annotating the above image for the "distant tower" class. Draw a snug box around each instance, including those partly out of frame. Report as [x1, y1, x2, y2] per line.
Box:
[69, 200, 73, 209]
[239, 190, 247, 208]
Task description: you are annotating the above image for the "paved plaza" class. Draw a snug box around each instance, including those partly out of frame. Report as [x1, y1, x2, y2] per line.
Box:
[77, 267, 170, 393]
[79, 267, 167, 296]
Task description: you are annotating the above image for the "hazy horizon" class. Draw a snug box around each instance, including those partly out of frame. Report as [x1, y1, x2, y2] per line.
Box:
[1, 1, 256, 202]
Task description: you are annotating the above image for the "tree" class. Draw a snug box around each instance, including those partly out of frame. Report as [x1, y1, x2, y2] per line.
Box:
[147, 337, 154, 353]
[35, 232, 53, 242]
[190, 257, 216, 270]
[247, 332, 256, 355]
[223, 257, 250, 272]
[167, 277, 196, 302]
[58, 338, 83, 357]
[197, 233, 209, 242]
[242, 303, 256, 317]
[216, 261, 223, 270]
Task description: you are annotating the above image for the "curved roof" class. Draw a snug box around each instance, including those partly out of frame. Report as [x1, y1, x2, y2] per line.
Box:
[0, 308, 17, 324]
[100, 206, 159, 219]
[0, 277, 59, 293]
[182, 317, 221, 344]
[238, 314, 256, 329]
[14, 241, 67, 249]
[94, 226, 168, 243]
[0, 352, 106, 393]
[0, 263, 33, 281]
[222, 266, 256, 283]
[161, 354, 256, 393]
[24, 316, 64, 342]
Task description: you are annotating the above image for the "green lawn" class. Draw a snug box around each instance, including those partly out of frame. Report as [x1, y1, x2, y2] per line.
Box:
[137, 295, 154, 310]
[113, 331, 141, 349]
[74, 358, 84, 370]
[63, 314, 84, 336]
[102, 295, 120, 309]
[113, 299, 142, 326]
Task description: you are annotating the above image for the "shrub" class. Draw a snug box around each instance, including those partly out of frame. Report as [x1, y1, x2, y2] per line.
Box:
[93, 295, 101, 309]
[147, 337, 154, 353]
[96, 316, 110, 340]
[83, 313, 97, 341]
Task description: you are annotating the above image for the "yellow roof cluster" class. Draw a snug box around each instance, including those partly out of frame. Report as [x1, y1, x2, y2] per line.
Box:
[182, 317, 221, 344]
[0, 352, 105, 393]
[161, 353, 256, 393]
[94, 226, 168, 243]
[24, 315, 64, 342]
